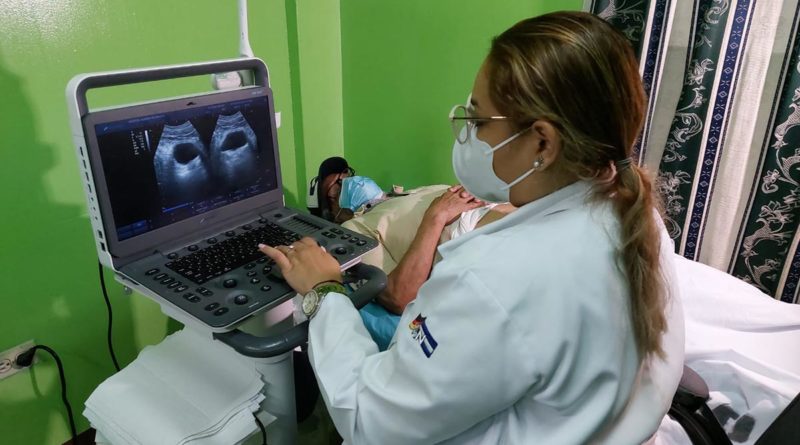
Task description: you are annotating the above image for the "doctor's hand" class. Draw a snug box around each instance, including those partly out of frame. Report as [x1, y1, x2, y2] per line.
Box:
[425, 186, 486, 227]
[258, 237, 342, 295]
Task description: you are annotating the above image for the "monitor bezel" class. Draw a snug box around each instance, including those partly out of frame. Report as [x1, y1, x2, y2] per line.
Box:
[81, 86, 284, 262]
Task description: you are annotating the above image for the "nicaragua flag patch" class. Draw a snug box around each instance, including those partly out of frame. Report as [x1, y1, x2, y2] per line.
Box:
[409, 314, 438, 358]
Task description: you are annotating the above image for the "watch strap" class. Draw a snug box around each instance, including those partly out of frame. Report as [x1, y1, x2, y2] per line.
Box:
[313, 281, 347, 297]
[306, 281, 347, 319]
[311, 280, 347, 294]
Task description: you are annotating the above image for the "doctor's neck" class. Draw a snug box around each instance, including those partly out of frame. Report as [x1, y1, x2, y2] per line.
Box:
[507, 162, 578, 207]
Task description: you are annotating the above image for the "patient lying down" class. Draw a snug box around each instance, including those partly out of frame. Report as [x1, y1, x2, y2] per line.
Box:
[334, 184, 514, 350]
[376, 185, 514, 314]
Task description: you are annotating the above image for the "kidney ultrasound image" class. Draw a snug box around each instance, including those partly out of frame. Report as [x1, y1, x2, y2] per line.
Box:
[153, 112, 263, 209]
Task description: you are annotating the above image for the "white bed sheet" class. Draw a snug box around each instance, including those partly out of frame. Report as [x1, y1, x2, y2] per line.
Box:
[656, 255, 800, 444]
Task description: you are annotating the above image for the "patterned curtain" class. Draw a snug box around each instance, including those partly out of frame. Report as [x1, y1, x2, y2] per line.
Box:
[588, 0, 800, 303]
[586, 0, 673, 159]
[730, 7, 800, 302]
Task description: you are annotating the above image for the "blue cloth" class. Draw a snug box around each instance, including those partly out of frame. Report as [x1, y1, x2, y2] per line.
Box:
[359, 302, 401, 351]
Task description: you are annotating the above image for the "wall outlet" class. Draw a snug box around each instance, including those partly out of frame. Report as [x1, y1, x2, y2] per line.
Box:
[0, 340, 37, 380]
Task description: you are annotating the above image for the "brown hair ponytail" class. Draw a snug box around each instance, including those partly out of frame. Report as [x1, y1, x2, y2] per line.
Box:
[612, 164, 666, 358]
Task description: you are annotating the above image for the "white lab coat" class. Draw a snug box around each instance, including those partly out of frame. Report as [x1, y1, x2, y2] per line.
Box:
[308, 180, 685, 444]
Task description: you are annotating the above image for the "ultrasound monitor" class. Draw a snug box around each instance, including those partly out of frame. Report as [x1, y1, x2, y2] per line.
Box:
[82, 86, 284, 260]
[70, 59, 380, 331]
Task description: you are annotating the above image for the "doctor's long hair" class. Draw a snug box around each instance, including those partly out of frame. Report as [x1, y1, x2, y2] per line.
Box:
[487, 12, 667, 359]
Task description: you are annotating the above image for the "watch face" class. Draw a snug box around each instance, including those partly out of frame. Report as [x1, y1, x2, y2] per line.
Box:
[302, 290, 319, 316]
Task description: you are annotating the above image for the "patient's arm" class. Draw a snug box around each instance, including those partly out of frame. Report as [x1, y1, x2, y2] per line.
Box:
[378, 187, 483, 314]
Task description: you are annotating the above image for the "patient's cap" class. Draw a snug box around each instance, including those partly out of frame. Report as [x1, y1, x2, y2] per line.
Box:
[339, 176, 384, 212]
[308, 156, 354, 218]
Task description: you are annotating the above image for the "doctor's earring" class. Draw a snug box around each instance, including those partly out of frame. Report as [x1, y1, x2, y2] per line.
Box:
[532, 157, 544, 171]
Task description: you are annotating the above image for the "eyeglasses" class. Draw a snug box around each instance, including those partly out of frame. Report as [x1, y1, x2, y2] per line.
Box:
[449, 104, 510, 144]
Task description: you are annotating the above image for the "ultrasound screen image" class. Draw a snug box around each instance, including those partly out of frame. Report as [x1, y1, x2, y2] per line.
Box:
[210, 111, 260, 191]
[94, 95, 278, 241]
[154, 120, 212, 205]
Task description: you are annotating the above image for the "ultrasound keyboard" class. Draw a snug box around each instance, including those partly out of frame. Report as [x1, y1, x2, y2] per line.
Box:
[121, 209, 378, 331]
[165, 221, 301, 284]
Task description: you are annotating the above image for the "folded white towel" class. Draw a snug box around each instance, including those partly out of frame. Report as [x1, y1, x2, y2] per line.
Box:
[84, 328, 267, 445]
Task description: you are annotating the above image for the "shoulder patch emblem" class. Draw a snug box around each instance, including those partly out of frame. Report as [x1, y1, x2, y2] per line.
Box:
[409, 314, 438, 358]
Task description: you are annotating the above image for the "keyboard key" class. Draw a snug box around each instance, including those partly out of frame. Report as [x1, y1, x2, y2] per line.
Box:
[154, 273, 167, 280]
[146, 268, 160, 275]
[214, 307, 229, 316]
[204, 302, 220, 311]
[175, 285, 189, 292]
[165, 224, 306, 284]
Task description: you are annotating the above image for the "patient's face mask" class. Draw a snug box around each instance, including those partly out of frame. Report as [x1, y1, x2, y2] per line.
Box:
[452, 127, 532, 203]
[339, 176, 384, 212]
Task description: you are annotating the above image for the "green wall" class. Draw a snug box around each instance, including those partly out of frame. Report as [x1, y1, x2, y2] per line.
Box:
[294, 0, 345, 190]
[285, 0, 345, 208]
[0, 1, 579, 443]
[340, 0, 582, 190]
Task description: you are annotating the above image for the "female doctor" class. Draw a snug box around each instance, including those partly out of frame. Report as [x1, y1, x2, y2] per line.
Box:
[260, 11, 684, 444]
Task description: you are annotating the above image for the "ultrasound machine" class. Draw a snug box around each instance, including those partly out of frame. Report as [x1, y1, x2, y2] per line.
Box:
[68, 58, 386, 444]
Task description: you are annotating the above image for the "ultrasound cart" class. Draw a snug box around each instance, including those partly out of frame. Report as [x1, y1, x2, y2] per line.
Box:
[67, 58, 385, 444]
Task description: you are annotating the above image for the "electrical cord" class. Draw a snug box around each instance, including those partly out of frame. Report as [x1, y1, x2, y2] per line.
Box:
[98, 261, 121, 372]
[16, 345, 78, 443]
[254, 415, 267, 445]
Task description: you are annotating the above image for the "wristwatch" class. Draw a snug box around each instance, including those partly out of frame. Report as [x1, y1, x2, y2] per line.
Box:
[302, 281, 347, 319]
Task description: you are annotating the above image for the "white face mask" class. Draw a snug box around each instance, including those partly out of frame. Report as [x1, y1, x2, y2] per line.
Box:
[452, 127, 533, 203]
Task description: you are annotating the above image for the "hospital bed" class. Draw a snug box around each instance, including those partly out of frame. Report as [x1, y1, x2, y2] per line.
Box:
[340, 185, 800, 444]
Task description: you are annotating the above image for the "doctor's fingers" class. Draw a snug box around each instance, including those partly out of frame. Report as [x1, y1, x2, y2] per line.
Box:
[259, 244, 292, 271]
[273, 239, 323, 262]
[298, 237, 327, 252]
[298, 239, 337, 262]
[298, 237, 321, 248]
